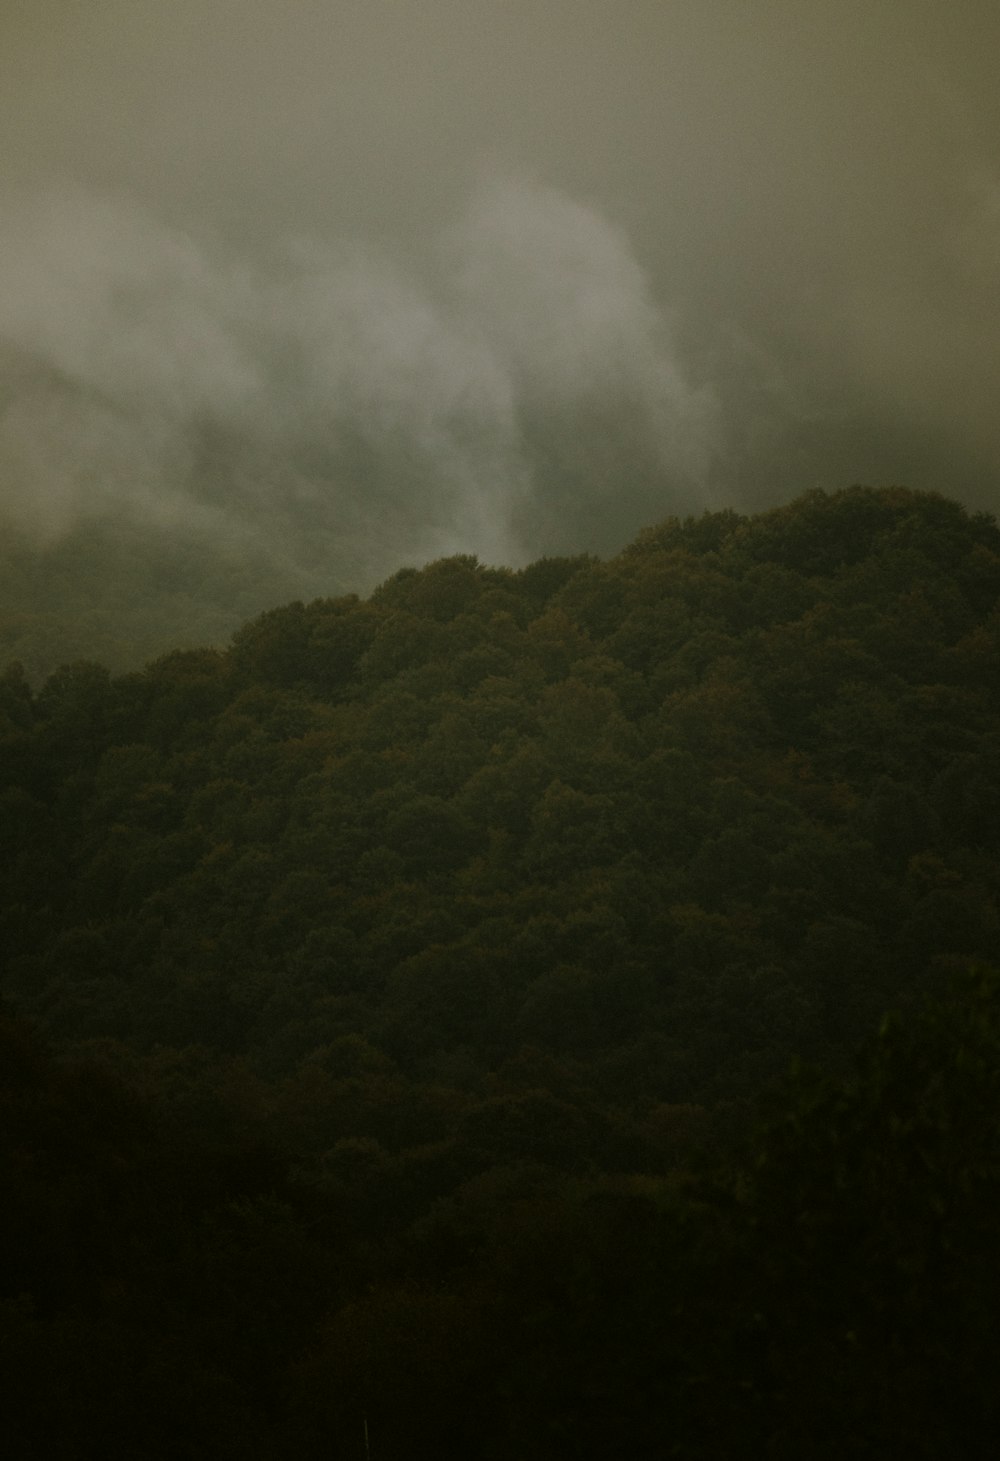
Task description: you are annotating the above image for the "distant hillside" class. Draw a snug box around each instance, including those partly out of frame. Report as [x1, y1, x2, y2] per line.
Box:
[0, 512, 322, 684]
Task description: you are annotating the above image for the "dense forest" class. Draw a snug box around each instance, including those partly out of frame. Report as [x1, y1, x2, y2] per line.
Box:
[3, 484, 1000, 1456]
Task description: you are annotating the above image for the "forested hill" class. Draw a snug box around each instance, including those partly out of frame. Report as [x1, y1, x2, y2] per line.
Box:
[3, 485, 999, 1089]
[3, 483, 1000, 1456]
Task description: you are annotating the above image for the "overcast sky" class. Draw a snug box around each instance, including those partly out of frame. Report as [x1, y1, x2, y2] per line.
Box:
[2, 0, 999, 580]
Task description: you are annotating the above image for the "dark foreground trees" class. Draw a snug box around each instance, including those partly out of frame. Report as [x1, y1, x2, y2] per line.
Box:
[3, 967, 999, 1458]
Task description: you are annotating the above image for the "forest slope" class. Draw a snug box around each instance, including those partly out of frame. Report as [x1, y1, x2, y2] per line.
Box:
[3, 483, 1000, 1455]
[3, 486, 999, 1101]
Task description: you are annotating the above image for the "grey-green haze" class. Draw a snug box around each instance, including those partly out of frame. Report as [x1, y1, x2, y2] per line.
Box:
[2, 1, 999, 670]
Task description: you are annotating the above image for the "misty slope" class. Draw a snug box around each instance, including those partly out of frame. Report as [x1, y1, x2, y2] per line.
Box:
[0, 511, 315, 684]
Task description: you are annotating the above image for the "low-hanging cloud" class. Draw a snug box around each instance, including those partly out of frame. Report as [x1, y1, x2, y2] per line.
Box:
[0, 177, 715, 586]
[4, 0, 1000, 546]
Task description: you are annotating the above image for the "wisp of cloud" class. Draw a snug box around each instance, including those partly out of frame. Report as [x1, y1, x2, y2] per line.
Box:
[0, 177, 715, 589]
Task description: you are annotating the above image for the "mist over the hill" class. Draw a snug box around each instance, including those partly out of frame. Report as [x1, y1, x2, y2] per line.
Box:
[2, 0, 1000, 669]
[0, 177, 714, 581]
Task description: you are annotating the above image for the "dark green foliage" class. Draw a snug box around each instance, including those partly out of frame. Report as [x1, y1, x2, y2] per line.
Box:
[3, 485, 1000, 1454]
[728, 965, 1000, 1458]
[3, 487, 999, 1080]
[4, 486, 1000, 1088]
[0, 1002, 326, 1458]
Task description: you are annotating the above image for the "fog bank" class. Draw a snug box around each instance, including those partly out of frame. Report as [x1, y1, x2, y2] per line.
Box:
[2, 1, 999, 622]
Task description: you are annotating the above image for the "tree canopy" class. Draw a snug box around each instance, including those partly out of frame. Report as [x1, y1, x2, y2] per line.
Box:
[2, 484, 1000, 1455]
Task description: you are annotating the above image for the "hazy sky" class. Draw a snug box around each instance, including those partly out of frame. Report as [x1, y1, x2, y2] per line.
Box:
[2, 0, 1000, 584]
